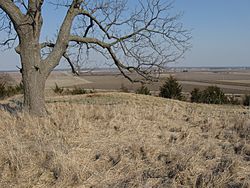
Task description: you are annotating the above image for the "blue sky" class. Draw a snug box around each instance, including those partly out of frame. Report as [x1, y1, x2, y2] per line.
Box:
[0, 0, 250, 70]
[174, 0, 250, 67]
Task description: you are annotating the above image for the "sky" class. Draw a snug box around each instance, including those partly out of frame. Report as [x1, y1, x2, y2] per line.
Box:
[173, 0, 250, 67]
[0, 0, 250, 70]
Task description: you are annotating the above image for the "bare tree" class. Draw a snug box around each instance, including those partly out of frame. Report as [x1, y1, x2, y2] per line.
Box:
[0, 0, 191, 116]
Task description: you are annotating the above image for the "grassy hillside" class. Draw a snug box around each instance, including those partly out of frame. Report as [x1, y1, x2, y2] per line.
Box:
[0, 93, 249, 187]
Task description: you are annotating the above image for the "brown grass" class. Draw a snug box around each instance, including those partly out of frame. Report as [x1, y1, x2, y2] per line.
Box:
[0, 73, 17, 85]
[0, 93, 250, 187]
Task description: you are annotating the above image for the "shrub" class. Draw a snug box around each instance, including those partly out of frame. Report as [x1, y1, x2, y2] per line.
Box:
[70, 87, 87, 95]
[136, 85, 151, 95]
[53, 85, 91, 96]
[190, 86, 233, 105]
[190, 88, 202, 103]
[200, 86, 228, 104]
[243, 95, 250, 106]
[0, 81, 24, 100]
[53, 83, 64, 94]
[159, 75, 182, 100]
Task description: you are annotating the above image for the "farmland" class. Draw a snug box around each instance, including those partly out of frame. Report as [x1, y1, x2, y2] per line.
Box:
[2, 68, 250, 95]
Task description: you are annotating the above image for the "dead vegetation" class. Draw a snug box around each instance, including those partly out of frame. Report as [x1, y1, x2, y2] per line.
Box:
[0, 93, 249, 187]
[0, 73, 17, 86]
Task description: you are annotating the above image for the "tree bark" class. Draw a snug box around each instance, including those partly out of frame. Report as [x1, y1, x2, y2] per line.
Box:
[19, 32, 48, 116]
[22, 69, 47, 116]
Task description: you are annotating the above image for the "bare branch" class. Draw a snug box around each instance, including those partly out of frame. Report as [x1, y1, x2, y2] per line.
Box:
[1, 0, 191, 83]
[83, 17, 93, 37]
[0, 35, 17, 49]
[69, 35, 111, 48]
[40, 42, 79, 75]
[65, 0, 190, 82]
[43, 0, 82, 74]
[0, 0, 24, 26]
[62, 52, 79, 75]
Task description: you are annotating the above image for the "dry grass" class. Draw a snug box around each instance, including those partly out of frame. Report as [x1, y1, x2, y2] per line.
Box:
[0, 93, 250, 187]
[0, 73, 17, 86]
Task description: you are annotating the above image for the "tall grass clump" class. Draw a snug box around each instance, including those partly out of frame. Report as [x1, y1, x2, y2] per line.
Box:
[53, 83, 64, 94]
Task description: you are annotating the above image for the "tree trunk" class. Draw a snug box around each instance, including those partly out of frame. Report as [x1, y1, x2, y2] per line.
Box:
[22, 72, 47, 116]
[19, 36, 48, 116]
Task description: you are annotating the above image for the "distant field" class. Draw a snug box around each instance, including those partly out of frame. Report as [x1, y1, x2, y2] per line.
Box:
[5, 71, 91, 89]
[218, 80, 250, 84]
[2, 69, 250, 94]
[79, 70, 250, 94]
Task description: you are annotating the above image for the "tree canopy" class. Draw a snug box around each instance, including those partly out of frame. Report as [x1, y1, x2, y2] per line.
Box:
[0, 0, 191, 115]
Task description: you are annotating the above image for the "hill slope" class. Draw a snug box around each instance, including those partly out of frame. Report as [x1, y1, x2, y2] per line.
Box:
[0, 93, 250, 187]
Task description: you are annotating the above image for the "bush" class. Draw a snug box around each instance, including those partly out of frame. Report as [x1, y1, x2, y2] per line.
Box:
[201, 86, 228, 104]
[243, 95, 250, 106]
[53, 84, 91, 96]
[191, 86, 229, 104]
[53, 83, 64, 94]
[190, 88, 202, 103]
[70, 87, 87, 95]
[159, 75, 182, 100]
[136, 85, 151, 95]
[0, 81, 23, 100]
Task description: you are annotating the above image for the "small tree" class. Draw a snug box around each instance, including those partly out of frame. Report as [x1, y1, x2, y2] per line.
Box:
[136, 85, 151, 95]
[159, 75, 182, 100]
